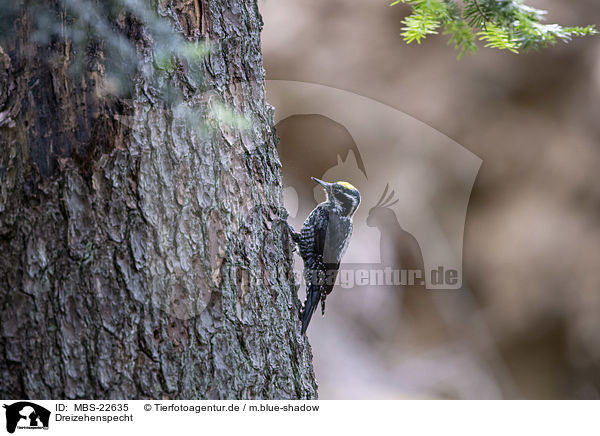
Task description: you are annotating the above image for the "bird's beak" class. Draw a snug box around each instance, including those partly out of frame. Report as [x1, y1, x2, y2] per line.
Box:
[311, 177, 331, 190]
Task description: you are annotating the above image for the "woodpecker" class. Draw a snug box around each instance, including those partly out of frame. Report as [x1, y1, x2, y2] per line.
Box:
[289, 177, 361, 334]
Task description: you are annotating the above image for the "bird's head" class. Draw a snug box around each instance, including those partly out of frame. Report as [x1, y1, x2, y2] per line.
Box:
[312, 177, 361, 217]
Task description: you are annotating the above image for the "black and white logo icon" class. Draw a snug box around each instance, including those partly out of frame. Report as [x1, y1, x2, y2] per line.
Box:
[3, 402, 50, 434]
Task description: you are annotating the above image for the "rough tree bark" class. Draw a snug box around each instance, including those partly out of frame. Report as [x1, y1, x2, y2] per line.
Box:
[0, 0, 317, 399]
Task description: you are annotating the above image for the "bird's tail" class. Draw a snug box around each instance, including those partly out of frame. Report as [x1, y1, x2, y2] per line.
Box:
[301, 287, 321, 334]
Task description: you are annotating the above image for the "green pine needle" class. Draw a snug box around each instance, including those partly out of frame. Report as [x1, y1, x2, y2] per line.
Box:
[390, 0, 597, 56]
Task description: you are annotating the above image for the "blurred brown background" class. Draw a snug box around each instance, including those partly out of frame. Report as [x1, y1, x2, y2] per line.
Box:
[259, 0, 600, 399]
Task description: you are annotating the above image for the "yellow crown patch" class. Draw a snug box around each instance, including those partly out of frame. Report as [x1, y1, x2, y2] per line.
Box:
[336, 181, 357, 191]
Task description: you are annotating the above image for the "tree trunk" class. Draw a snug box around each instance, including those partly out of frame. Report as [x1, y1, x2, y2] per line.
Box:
[0, 0, 317, 399]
